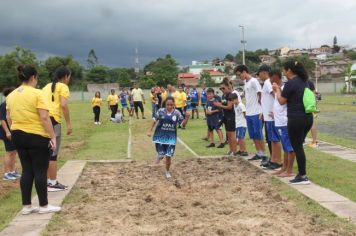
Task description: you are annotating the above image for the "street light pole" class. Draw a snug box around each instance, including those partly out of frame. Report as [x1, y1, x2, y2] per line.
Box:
[239, 25, 246, 65]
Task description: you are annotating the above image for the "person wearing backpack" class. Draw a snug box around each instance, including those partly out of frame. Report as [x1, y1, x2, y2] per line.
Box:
[273, 61, 315, 185]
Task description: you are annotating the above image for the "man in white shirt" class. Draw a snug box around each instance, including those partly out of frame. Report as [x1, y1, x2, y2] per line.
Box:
[235, 65, 266, 161]
[258, 65, 282, 170]
[131, 83, 146, 119]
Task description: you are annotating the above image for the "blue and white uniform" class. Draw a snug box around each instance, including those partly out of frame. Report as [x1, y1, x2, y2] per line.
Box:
[153, 108, 184, 158]
[189, 89, 199, 110]
[274, 86, 293, 153]
[205, 96, 222, 131]
[201, 89, 207, 106]
[120, 92, 128, 108]
[186, 95, 192, 112]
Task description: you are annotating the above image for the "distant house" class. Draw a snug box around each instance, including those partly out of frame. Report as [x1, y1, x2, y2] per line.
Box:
[317, 59, 354, 81]
[188, 61, 225, 75]
[287, 49, 309, 57]
[178, 73, 200, 86]
[203, 69, 227, 83]
[259, 55, 276, 66]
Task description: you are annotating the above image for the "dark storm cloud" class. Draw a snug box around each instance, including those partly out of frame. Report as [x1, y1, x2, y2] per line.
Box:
[0, 0, 355, 67]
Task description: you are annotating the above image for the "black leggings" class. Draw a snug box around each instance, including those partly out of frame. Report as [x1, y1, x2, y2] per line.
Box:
[287, 115, 313, 176]
[93, 106, 100, 122]
[110, 104, 118, 118]
[134, 101, 144, 113]
[12, 130, 50, 206]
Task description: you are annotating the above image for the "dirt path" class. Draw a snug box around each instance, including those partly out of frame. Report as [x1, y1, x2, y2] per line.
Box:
[44, 158, 354, 236]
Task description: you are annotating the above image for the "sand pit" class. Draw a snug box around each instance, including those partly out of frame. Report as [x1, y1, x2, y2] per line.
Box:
[46, 158, 352, 236]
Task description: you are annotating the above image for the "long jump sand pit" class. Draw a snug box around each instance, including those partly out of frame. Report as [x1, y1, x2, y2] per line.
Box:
[46, 158, 353, 236]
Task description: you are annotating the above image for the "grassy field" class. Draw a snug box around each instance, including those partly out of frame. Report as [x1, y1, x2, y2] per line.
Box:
[1, 95, 356, 233]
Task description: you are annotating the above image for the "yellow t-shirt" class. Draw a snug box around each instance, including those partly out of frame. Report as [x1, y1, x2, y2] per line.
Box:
[131, 88, 143, 102]
[107, 94, 119, 106]
[150, 93, 156, 103]
[173, 91, 187, 108]
[6, 85, 49, 138]
[161, 91, 168, 102]
[42, 82, 70, 123]
[92, 97, 102, 107]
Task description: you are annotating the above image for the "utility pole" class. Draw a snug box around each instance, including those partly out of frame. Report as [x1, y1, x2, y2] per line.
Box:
[134, 47, 139, 80]
[239, 25, 247, 65]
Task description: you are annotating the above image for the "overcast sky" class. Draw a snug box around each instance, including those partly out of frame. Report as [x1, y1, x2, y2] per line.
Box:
[0, 0, 355, 67]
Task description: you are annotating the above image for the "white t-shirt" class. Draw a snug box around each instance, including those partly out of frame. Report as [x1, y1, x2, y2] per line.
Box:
[232, 90, 242, 102]
[132, 88, 143, 102]
[261, 79, 275, 122]
[111, 113, 123, 123]
[244, 77, 262, 116]
[234, 102, 247, 128]
[273, 85, 288, 127]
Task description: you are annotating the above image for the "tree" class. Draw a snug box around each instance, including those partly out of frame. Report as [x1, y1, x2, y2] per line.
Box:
[43, 56, 83, 81]
[224, 65, 233, 75]
[199, 71, 216, 87]
[86, 65, 109, 83]
[143, 54, 179, 86]
[346, 51, 356, 60]
[139, 75, 156, 89]
[332, 36, 340, 54]
[272, 55, 315, 76]
[224, 54, 234, 62]
[108, 68, 131, 87]
[87, 49, 98, 69]
[0, 46, 38, 89]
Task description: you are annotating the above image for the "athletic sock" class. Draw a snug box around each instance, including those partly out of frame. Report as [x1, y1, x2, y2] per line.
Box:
[48, 179, 57, 185]
[257, 151, 265, 157]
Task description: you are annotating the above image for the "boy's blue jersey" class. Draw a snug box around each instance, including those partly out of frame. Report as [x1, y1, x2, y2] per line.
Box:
[120, 92, 128, 105]
[201, 89, 207, 104]
[186, 95, 192, 110]
[153, 108, 184, 145]
[190, 89, 199, 103]
[206, 96, 222, 126]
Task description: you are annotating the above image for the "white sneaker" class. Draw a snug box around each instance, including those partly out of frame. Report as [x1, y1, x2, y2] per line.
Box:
[39, 204, 61, 214]
[21, 206, 39, 215]
[165, 171, 172, 178]
[94, 122, 98, 125]
[98, 122, 101, 125]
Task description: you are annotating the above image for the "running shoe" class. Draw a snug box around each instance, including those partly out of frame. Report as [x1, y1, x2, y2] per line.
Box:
[98, 122, 101, 125]
[264, 162, 282, 170]
[308, 143, 319, 148]
[48, 181, 68, 192]
[39, 204, 61, 214]
[10, 171, 21, 178]
[3, 173, 17, 181]
[226, 150, 233, 156]
[289, 174, 310, 185]
[216, 143, 225, 148]
[260, 156, 269, 166]
[239, 151, 249, 157]
[248, 154, 262, 161]
[165, 171, 172, 178]
[142, 117, 146, 119]
[21, 206, 39, 215]
[206, 143, 215, 148]
[236, 150, 242, 155]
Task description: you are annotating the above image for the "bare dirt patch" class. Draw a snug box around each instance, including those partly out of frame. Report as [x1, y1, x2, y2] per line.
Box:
[47, 158, 353, 236]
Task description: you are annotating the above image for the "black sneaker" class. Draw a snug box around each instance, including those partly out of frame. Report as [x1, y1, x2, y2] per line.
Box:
[261, 160, 272, 168]
[239, 151, 249, 157]
[260, 156, 269, 166]
[236, 150, 242, 155]
[289, 174, 310, 185]
[202, 137, 209, 141]
[224, 140, 229, 145]
[216, 143, 225, 148]
[265, 162, 282, 170]
[248, 154, 262, 161]
[48, 181, 68, 192]
[206, 143, 215, 148]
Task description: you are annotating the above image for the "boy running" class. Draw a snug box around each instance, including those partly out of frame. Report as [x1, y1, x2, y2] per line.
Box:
[147, 97, 188, 178]
[233, 94, 248, 156]
[205, 88, 224, 148]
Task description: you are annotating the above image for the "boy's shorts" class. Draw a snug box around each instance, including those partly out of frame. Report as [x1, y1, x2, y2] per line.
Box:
[155, 143, 175, 158]
[265, 121, 280, 142]
[276, 126, 294, 153]
[208, 123, 221, 131]
[2, 138, 16, 152]
[121, 103, 128, 109]
[235, 127, 246, 140]
[246, 115, 264, 140]
[191, 102, 198, 110]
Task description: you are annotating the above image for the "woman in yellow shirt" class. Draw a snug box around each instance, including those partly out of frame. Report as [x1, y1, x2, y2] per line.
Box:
[7, 65, 61, 214]
[91, 91, 102, 125]
[42, 66, 72, 191]
[107, 89, 119, 119]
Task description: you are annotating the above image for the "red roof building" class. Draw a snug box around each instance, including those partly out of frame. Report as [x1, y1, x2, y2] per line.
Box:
[178, 73, 200, 86]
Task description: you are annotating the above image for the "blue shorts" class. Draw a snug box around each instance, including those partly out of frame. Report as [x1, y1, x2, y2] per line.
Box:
[236, 127, 246, 140]
[246, 115, 263, 140]
[276, 126, 294, 153]
[121, 103, 128, 109]
[265, 121, 280, 142]
[155, 143, 175, 158]
[208, 123, 221, 131]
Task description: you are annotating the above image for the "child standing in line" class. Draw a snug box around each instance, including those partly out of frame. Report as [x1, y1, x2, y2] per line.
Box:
[91, 91, 102, 125]
[232, 93, 248, 156]
[147, 97, 188, 178]
[205, 88, 225, 148]
[128, 88, 135, 117]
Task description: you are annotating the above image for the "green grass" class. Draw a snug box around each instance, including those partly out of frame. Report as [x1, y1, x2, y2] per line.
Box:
[316, 132, 356, 150]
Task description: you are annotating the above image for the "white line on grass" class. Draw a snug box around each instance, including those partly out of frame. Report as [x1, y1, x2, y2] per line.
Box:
[127, 118, 132, 159]
[177, 137, 199, 158]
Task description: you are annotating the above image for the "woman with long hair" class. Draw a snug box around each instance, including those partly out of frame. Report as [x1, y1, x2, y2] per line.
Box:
[92, 91, 102, 124]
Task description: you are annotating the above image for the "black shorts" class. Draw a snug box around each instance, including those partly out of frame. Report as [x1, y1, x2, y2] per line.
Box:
[208, 124, 221, 132]
[2, 138, 16, 152]
[134, 101, 144, 113]
[191, 102, 198, 110]
[223, 117, 236, 132]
